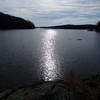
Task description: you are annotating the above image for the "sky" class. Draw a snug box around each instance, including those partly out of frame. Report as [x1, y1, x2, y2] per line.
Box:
[0, 0, 100, 26]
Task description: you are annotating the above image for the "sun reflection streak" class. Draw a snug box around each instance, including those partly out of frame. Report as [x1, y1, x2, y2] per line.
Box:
[40, 30, 60, 81]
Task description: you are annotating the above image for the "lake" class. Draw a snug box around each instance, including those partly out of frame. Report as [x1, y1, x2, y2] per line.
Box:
[0, 29, 100, 88]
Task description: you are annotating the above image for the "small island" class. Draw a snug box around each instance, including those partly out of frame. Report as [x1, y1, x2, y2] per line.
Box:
[0, 12, 35, 29]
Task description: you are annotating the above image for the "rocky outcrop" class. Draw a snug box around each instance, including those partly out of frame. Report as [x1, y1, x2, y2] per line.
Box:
[0, 81, 70, 100]
[0, 75, 100, 100]
[0, 12, 35, 29]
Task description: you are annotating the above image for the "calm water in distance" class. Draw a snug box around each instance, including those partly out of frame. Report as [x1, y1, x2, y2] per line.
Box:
[0, 29, 100, 88]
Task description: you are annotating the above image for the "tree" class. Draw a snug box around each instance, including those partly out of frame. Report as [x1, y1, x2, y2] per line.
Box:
[96, 21, 100, 32]
[0, 12, 35, 29]
[97, 21, 100, 26]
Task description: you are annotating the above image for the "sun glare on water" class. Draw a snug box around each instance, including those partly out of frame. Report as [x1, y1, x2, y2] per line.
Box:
[40, 30, 60, 81]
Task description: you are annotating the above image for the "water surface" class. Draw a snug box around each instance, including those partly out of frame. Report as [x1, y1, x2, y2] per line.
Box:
[0, 29, 100, 88]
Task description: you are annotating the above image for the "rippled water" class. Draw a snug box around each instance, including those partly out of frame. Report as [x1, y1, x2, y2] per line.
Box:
[40, 30, 61, 81]
[0, 29, 100, 88]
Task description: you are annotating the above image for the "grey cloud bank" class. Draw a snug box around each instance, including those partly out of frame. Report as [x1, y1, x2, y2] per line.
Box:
[0, 0, 100, 26]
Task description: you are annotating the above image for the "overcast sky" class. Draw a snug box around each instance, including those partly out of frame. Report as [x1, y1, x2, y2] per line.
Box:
[0, 0, 100, 26]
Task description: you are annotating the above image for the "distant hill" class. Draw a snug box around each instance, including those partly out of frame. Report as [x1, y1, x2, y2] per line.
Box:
[0, 12, 35, 29]
[40, 24, 96, 30]
[39, 22, 100, 32]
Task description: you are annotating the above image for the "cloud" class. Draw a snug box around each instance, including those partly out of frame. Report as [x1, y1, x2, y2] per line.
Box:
[53, 17, 100, 25]
[0, 0, 100, 26]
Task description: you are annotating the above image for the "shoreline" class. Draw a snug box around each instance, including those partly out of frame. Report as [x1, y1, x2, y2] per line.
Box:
[0, 74, 100, 100]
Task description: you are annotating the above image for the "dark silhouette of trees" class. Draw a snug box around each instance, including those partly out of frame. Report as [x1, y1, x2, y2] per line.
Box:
[96, 21, 100, 32]
[0, 12, 35, 29]
[97, 21, 100, 26]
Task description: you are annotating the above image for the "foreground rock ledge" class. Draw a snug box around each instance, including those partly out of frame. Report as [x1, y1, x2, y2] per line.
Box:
[0, 75, 100, 100]
[0, 12, 35, 29]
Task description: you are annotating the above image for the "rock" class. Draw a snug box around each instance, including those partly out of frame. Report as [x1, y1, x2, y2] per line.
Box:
[76, 39, 82, 40]
[0, 79, 100, 100]
[0, 81, 70, 100]
[0, 12, 35, 29]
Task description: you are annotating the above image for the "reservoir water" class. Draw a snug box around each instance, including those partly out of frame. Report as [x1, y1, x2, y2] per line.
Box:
[0, 29, 100, 88]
